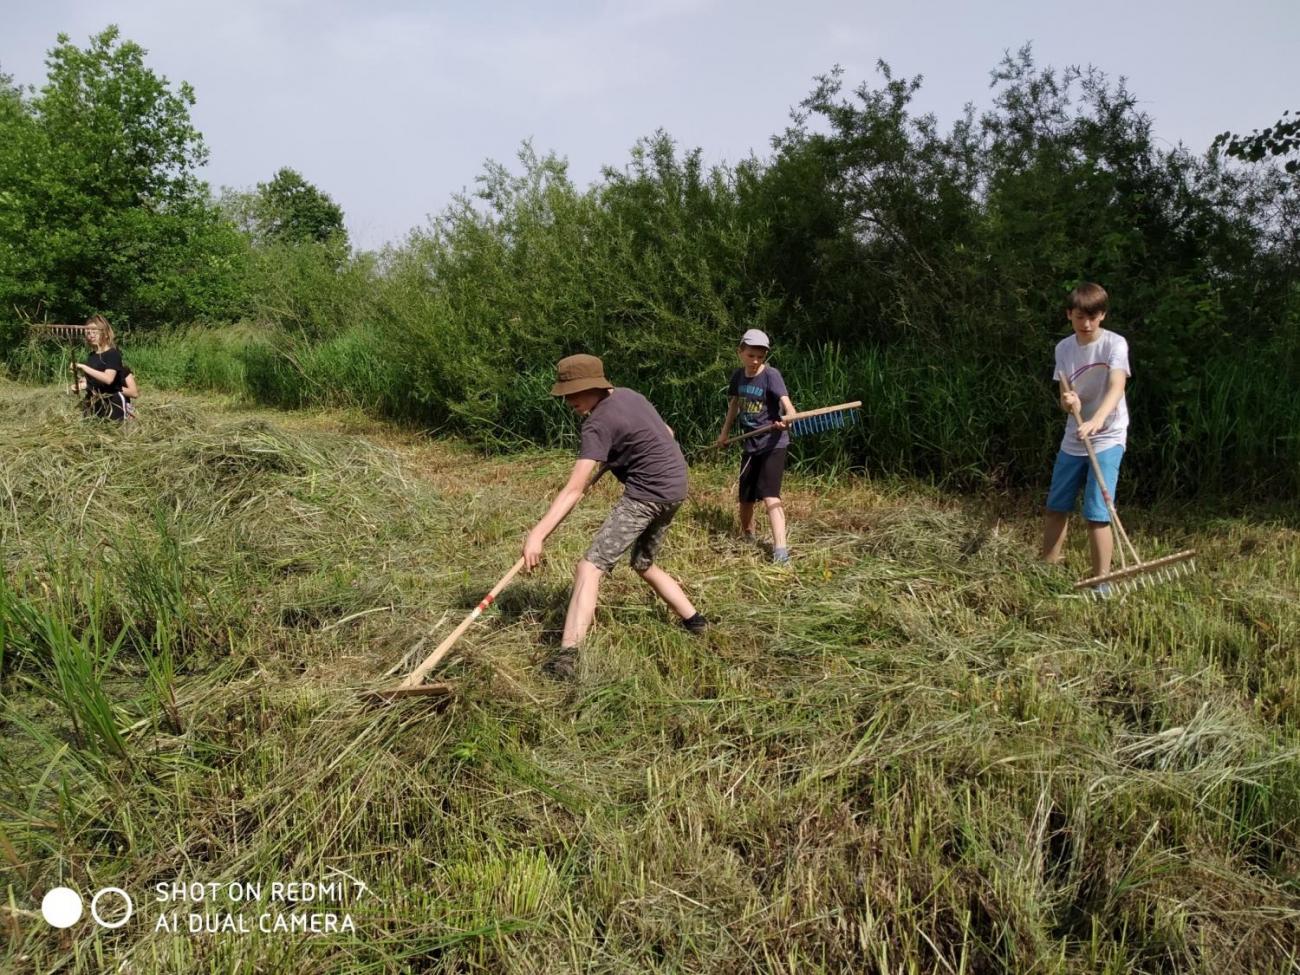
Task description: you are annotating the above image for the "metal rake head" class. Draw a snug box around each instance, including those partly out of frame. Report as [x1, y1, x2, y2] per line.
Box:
[790, 408, 859, 438]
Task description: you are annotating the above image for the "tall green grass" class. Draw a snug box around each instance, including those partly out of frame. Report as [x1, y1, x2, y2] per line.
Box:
[62, 323, 1297, 503]
[1, 566, 129, 760]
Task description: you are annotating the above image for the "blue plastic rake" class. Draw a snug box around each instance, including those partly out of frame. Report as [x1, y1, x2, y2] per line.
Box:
[789, 408, 857, 438]
[718, 400, 863, 449]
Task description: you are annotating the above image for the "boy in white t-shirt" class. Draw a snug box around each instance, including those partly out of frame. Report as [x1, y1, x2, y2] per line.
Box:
[1040, 283, 1131, 589]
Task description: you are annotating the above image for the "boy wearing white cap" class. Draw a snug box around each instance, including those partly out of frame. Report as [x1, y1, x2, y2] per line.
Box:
[715, 329, 798, 563]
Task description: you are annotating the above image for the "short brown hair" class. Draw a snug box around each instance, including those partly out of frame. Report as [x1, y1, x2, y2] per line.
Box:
[1066, 282, 1108, 315]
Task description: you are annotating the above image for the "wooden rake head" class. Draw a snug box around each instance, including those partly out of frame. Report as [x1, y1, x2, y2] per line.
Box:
[359, 682, 454, 705]
[28, 323, 91, 344]
[1075, 548, 1198, 598]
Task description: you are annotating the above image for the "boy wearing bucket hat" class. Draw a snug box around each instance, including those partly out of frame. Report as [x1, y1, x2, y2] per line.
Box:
[715, 329, 798, 563]
[523, 354, 706, 680]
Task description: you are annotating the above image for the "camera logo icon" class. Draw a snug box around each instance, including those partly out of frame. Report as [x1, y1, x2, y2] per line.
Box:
[41, 886, 133, 929]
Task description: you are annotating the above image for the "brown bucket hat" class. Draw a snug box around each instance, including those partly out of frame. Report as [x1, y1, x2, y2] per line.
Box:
[550, 354, 614, 396]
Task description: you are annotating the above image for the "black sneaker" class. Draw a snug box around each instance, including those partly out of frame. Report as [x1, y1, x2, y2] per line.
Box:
[679, 612, 709, 634]
[541, 647, 579, 681]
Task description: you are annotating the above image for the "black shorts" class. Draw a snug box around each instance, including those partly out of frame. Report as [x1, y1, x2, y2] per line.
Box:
[738, 448, 787, 503]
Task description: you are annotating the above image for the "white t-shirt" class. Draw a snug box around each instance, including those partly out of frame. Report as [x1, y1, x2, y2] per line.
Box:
[1053, 329, 1131, 457]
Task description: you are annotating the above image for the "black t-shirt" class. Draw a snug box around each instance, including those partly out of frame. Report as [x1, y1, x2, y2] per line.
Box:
[85, 348, 124, 395]
[579, 388, 688, 503]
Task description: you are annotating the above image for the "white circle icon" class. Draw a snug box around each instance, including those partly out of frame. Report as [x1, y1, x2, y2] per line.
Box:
[90, 887, 134, 929]
[41, 887, 83, 928]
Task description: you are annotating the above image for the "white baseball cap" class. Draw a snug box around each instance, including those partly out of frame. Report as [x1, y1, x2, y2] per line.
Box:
[739, 328, 771, 349]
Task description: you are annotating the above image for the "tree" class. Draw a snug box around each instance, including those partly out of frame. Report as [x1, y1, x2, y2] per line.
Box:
[1215, 110, 1300, 174]
[0, 26, 245, 333]
[225, 167, 348, 247]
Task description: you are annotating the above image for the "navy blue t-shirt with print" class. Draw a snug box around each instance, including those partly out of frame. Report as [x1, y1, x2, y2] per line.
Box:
[728, 366, 789, 454]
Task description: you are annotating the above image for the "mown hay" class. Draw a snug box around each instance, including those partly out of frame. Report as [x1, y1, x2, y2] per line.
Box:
[2, 379, 1298, 973]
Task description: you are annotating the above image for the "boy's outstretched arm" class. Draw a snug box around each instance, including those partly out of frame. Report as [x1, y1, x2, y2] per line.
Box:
[1077, 370, 1127, 439]
[716, 398, 740, 444]
[523, 458, 601, 570]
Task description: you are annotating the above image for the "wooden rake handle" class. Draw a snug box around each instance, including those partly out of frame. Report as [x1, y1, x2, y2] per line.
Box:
[1059, 374, 1139, 565]
[396, 558, 526, 690]
[380, 464, 611, 695]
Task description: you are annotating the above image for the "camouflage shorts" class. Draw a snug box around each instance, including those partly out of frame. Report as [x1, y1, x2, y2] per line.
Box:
[585, 496, 682, 573]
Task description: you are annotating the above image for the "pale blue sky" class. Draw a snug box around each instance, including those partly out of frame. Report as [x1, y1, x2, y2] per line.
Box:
[2, 0, 1296, 249]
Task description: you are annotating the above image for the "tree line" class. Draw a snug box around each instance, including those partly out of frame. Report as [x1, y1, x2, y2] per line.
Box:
[3, 28, 1297, 498]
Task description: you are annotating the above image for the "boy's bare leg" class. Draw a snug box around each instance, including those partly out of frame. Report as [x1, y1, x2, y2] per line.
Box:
[561, 559, 604, 647]
[1086, 521, 1114, 579]
[1041, 510, 1069, 563]
[763, 497, 787, 550]
[635, 564, 697, 620]
[738, 501, 756, 535]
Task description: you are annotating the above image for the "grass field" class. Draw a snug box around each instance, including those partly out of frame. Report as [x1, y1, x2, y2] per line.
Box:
[2, 378, 1298, 973]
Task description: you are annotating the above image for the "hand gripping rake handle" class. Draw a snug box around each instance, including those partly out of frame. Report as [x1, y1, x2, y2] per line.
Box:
[363, 464, 610, 702]
[711, 401, 863, 450]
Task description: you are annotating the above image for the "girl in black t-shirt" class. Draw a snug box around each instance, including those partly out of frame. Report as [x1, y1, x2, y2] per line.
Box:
[73, 314, 129, 421]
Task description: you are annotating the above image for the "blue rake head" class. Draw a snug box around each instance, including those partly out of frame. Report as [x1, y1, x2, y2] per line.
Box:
[790, 408, 858, 439]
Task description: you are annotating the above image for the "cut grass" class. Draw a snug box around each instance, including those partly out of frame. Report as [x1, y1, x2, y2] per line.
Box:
[1, 377, 1298, 973]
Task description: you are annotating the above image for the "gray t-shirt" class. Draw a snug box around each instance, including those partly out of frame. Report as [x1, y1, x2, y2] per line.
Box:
[579, 388, 688, 503]
[1053, 329, 1131, 456]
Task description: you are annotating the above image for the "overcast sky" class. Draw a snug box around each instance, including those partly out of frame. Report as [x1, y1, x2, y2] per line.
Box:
[2, 0, 1297, 250]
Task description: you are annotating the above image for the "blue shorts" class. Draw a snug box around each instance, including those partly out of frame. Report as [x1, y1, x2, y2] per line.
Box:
[1046, 447, 1124, 523]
